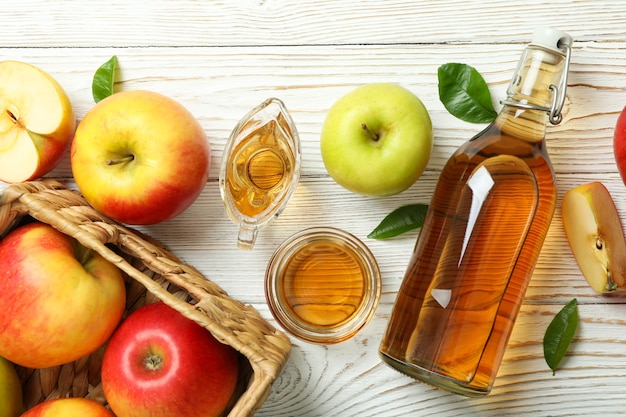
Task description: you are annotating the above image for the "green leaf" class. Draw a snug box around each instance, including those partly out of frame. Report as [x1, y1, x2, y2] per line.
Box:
[92, 55, 118, 103]
[438, 62, 498, 123]
[543, 298, 578, 375]
[368, 204, 428, 240]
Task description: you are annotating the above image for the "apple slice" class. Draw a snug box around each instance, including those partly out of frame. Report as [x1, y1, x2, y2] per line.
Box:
[0, 60, 75, 183]
[561, 182, 626, 293]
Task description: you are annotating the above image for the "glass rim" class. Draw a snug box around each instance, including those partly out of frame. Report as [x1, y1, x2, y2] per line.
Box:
[265, 226, 381, 344]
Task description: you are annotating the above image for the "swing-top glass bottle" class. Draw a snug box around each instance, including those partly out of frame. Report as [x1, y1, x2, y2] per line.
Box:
[379, 27, 573, 396]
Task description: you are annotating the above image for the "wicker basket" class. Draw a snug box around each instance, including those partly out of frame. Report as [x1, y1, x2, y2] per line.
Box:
[0, 179, 292, 416]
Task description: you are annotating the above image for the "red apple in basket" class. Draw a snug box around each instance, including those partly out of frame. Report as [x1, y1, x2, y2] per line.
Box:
[21, 397, 115, 417]
[614, 105, 626, 186]
[101, 301, 239, 417]
[70, 90, 210, 225]
[0, 222, 126, 368]
[0, 60, 76, 183]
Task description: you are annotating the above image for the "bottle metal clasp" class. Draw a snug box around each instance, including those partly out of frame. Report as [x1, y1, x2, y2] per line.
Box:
[501, 40, 572, 125]
[548, 41, 572, 125]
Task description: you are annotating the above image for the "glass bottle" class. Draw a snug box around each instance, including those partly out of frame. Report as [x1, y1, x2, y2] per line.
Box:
[379, 27, 573, 396]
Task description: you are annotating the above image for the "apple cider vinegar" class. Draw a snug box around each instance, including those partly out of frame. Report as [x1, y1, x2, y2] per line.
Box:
[266, 228, 381, 344]
[379, 28, 573, 396]
[281, 239, 366, 329]
[219, 98, 301, 250]
[225, 118, 296, 218]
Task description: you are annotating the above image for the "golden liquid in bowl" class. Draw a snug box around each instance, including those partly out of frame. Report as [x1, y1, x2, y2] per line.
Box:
[281, 240, 367, 329]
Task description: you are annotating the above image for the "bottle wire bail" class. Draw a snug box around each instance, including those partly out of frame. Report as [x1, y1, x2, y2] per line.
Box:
[548, 40, 572, 125]
[501, 38, 572, 125]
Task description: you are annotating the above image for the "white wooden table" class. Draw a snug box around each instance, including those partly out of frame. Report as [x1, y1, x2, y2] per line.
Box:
[3, 1, 626, 415]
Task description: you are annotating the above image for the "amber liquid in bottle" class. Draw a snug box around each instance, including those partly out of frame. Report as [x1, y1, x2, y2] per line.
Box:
[380, 119, 556, 395]
[379, 30, 571, 396]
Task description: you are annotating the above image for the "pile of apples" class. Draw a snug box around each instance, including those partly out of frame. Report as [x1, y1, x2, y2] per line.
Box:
[0, 61, 239, 417]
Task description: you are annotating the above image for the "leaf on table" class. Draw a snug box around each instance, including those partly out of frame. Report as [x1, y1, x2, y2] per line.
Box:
[368, 204, 428, 240]
[543, 298, 579, 375]
[92, 55, 118, 103]
[438, 62, 498, 123]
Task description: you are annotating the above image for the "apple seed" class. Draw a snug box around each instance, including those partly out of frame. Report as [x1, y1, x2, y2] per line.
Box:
[6, 107, 23, 128]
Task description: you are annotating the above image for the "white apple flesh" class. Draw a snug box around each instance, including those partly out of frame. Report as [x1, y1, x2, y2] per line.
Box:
[0, 60, 75, 183]
[561, 182, 626, 293]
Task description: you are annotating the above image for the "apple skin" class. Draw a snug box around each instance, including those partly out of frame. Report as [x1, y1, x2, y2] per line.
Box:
[561, 182, 626, 293]
[614, 106, 626, 186]
[0, 355, 22, 417]
[70, 90, 210, 225]
[0, 60, 75, 183]
[320, 83, 433, 197]
[102, 301, 239, 417]
[21, 398, 115, 417]
[0, 222, 126, 368]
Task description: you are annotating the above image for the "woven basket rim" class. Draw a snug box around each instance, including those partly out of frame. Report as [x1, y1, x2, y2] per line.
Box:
[0, 179, 292, 417]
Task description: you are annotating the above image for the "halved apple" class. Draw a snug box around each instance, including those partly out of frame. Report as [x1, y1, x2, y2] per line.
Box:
[562, 182, 626, 293]
[0, 60, 75, 183]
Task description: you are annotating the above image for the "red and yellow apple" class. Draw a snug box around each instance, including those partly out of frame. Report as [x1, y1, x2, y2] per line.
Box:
[0, 60, 75, 183]
[21, 398, 114, 417]
[0, 222, 126, 368]
[562, 182, 626, 293]
[613, 105, 626, 186]
[320, 83, 433, 196]
[0, 355, 22, 417]
[70, 90, 210, 225]
[102, 301, 239, 417]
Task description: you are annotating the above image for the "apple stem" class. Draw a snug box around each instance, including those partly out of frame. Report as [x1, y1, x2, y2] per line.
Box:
[361, 123, 380, 142]
[606, 270, 618, 292]
[106, 155, 135, 165]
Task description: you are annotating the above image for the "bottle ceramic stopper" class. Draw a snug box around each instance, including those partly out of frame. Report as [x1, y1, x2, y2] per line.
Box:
[531, 27, 573, 53]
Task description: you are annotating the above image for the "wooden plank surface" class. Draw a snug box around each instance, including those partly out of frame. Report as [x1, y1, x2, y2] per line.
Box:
[2, 0, 625, 46]
[2, 1, 626, 416]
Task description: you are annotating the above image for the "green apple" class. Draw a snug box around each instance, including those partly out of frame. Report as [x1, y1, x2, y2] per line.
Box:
[0, 355, 22, 417]
[0, 60, 76, 183]
[320, 83, 433, 196]
[562, 182, 626, 293]
[70, 90, 210, 225]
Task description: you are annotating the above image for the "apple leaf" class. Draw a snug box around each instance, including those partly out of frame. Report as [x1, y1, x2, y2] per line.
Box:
[368, 204, 428, 240]
[543, 298, 578, 375]
[92, 55, 118, 103]
[438, 63, 498, 123]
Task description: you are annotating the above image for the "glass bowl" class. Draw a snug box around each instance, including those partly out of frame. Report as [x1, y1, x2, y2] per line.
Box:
[265, 227, 381, 344]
